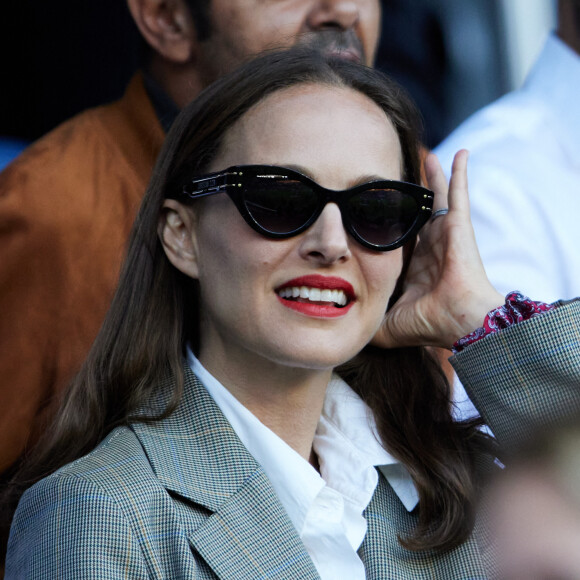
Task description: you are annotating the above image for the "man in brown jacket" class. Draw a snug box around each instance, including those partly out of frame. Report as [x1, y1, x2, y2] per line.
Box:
[0, 0, 381, 477]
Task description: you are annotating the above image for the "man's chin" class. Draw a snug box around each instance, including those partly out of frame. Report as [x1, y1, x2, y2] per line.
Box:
[323, 47, 363, 64]
[297, 30, 366, 66]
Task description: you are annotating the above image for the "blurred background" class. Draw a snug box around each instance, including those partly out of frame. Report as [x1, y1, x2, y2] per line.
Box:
[0, 0, 557, 167]
[376, 0, 557, 146]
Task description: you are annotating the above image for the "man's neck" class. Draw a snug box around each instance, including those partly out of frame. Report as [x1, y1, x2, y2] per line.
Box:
[558, 0, 580, 56]
[146, 55, 207, 120]
[142, 72, 181, 133]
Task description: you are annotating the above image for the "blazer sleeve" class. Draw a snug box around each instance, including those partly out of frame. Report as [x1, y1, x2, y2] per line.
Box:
[450, 299, 580, 452]
[5, 474, 149, 579]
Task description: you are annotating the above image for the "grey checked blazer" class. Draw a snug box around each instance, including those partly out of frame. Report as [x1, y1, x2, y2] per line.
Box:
[6, 301, 580, 579]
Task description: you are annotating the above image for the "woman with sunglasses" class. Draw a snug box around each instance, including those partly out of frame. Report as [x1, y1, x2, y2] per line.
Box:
[5, 49, 579, 579]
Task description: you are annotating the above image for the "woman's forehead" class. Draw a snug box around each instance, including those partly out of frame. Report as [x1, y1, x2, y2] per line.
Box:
[235, 82, 391, 135]
[210, 83, 403, 184]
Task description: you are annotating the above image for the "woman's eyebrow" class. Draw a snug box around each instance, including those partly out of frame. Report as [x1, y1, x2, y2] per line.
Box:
[281, 164, 395, 188]
[351, 174, 393, 186]
[282, 163, 314, 178]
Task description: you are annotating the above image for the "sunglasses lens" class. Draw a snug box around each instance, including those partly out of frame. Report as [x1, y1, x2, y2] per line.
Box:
[347, 188, 419, 247]
[243, 180, 318, 234]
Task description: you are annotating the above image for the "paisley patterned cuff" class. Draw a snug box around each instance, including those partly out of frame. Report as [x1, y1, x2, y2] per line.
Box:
[452, 291, 556, 353]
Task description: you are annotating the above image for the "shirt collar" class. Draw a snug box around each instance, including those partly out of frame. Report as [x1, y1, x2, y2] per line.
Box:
[187, 350, 419, 518]
[317, 374, 419, 512]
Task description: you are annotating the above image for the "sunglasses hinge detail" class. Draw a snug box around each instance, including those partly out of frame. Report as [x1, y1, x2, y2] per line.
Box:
[183, 171, 242, 197]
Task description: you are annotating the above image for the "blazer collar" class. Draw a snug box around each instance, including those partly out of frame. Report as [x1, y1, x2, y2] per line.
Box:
[360, 473, 489, 579]
[131, 365, 320, 579]
[131, 365, 258, 510]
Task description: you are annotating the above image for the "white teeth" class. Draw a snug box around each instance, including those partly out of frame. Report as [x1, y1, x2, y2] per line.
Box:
[309, 288, 321, 301]
[278, 286, 348, 306]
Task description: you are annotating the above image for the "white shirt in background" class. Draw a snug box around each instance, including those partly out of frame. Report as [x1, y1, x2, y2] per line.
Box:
[435, 34, 580, 304]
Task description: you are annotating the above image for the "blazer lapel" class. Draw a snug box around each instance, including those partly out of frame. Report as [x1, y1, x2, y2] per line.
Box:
[361, 472, 489, 579]
[188, 468, 319, 580]
[132, 366, 319, 580]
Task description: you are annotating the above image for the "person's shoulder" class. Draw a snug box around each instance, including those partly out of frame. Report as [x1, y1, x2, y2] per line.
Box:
[9, 426, 175, 559]
[22, 427, 159, 510]
[6, 428, 156, 578]
[0, 85, 153, 236]
[0, 99, 123, 182]
[0, 71, 156, 183]
[58, 426, 157, 491]
[435, 86, 550, 171]
[0, 109, 114, 222]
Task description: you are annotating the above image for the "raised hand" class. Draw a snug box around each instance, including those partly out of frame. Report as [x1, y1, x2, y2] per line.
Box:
[373, 150, 504, 350]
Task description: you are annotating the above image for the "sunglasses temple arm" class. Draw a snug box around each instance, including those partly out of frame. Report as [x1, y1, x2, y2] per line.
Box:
[182, 172, 234, 199]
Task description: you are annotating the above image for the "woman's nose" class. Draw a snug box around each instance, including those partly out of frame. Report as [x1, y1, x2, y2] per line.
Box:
[298, 203, 352, 264]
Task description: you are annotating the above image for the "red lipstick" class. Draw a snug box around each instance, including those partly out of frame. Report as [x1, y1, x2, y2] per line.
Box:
[276, 275, 355, 318]
[278, 275, 355, 296]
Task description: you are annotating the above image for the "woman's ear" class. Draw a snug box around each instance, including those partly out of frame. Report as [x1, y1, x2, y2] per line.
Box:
[127, 0, 197, 63]
[158, 199, 200, 278]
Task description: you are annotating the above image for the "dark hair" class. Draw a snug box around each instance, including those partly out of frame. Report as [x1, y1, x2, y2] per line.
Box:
[2, 48, 490, 554]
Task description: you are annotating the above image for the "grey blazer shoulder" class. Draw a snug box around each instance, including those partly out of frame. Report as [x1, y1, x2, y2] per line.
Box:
[6, 300, 580, 579]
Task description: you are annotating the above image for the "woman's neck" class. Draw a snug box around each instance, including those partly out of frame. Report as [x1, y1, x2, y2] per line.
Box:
[198, 348, 332, 464]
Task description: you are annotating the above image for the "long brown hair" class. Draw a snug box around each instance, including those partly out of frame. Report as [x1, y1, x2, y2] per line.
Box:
[2, 48, 489, 553]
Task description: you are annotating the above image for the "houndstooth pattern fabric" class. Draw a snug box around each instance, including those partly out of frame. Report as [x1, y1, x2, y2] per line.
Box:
[452, 298, 580, 451]
[6, 300, 580, 578]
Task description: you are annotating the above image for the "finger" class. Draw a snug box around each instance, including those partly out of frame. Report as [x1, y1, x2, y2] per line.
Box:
[424, 152, 449, 211]
[371, 323, 394, 349]
[448, 149, 470, 215]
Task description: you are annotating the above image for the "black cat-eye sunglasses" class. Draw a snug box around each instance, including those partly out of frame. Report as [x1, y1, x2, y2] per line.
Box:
[177, 165, 433, 251]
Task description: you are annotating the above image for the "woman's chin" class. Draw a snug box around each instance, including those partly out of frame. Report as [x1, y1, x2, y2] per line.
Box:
[269, 343, 366, 373]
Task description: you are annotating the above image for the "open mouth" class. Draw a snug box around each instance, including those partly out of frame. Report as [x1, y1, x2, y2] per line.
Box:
[275, 275, 356, 317]
[276, 285, 350, 308]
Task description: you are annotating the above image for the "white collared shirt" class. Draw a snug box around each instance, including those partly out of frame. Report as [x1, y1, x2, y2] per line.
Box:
[188, 350, 418, 580]
[435, 34, 580, 304]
